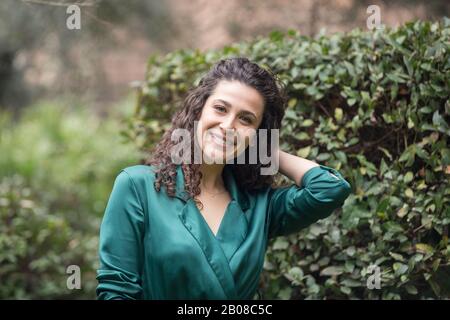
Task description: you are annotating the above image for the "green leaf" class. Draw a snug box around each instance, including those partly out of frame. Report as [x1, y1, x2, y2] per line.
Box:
[346, 246, 356, 257]
[288, 98, 298, 108]
[403, 172, 414, 183]
[297, 146, 311, 158]
[428, 280, 441, 296]
[432, 258, 441, 272]
[403, 55, 413, 76]
[340, 279, 361, 288]
[316, 153, 331, 161]
[378, 147, 393, 161]
[396, 204, 408, 218]
[415, 243, 434, 254]
[334, 108, 343, 122]
[387, 73, 406, 83]
[288, 267, 304, 281]
[340, 286, 351, 295]
[383, 221, 404, 233]
[320, 266, 344, 276]
[347, 98, 356, 106]
[405, 285, 418, 295]
[432, 110, 446, 127]
[301, 119, 314, 127]
[389, 252, 405, 262]
[393, 262, 408, 275]
[419, 106, 433, 114]
[295, 132, 310, 140]
[405, 188, 414, 198]
[273, 238, 290, 250]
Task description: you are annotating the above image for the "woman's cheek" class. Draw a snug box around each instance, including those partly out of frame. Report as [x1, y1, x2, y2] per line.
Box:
[243, 129, 257, 148]
[195, 122, 208, 151]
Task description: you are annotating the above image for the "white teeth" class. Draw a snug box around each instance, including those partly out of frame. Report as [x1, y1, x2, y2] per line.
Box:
[210, 133, 234, 146]
[213, 135, 226, 145]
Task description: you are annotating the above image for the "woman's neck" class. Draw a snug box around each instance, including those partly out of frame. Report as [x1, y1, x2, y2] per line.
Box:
[199, 163, 226, 191]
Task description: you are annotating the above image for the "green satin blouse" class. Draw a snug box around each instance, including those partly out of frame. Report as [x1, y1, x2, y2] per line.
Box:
[96, 163, 351, 300]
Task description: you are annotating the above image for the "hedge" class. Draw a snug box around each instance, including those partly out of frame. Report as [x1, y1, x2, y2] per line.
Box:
[126, 18, 450, 299]
[0, 101, 141, 298]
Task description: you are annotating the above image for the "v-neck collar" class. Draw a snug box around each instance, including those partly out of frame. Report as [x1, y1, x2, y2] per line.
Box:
[172, 164, 250, 299]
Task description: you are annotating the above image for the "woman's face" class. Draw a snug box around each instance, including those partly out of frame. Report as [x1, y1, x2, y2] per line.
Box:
[195, 80, 265, 164]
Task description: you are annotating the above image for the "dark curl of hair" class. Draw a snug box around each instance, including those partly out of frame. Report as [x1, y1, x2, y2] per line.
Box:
[145, 57, 287, 209]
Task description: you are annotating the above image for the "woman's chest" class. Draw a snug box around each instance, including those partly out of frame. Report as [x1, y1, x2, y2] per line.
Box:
[143, 191, 271, 259]
[195, 193, 232, 236]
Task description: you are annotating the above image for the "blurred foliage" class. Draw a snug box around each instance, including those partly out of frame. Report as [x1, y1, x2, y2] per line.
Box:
[0, 99, 141, 298]
[126, 19, 450, 299]
[0, 0, 174, 109]
[0, 0, 174, 53]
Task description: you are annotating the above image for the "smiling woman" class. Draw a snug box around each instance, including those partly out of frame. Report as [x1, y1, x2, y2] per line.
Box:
[96, 57, 352, 300]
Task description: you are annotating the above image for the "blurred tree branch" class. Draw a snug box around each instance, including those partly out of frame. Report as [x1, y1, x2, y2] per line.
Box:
[21, 0, 98, 7]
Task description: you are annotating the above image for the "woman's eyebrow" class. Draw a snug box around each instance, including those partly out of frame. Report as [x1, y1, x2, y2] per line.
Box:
[213, 99, 257, 119]
[213, 99, 230, 107]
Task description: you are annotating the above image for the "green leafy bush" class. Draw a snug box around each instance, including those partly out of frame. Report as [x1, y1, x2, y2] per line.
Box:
[0, 99, 141, 298]
[126, 19, 450, 299]
[0, 174, 97, 298]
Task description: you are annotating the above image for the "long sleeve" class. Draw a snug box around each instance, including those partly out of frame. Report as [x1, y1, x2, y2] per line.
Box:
[96, 170, 145, 300]
[267, 165, 351, 239]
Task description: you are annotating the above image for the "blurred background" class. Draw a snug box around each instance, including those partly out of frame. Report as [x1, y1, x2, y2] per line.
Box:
[1, 0, 449, 113]
[0, 0, 448, 299]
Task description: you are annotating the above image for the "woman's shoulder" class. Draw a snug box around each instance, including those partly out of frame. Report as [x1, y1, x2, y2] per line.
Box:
[121, 164, 156, 176]
[119, 164, 157, 186]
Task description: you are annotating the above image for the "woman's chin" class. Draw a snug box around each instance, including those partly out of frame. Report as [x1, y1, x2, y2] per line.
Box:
[203, 152, 232, 164]
[202, 145, 239, 164]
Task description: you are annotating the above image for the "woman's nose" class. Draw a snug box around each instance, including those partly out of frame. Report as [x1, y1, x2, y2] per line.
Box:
[219, 115, 235, 130]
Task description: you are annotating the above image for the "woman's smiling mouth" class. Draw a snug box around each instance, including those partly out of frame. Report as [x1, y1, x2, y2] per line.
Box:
[209, 132, 236, 147]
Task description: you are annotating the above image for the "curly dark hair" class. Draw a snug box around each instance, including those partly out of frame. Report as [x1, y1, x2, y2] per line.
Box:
[145, 57, 287, 208]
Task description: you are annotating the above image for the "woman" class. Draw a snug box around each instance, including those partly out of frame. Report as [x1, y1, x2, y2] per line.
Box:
[96, 57, 351, 300]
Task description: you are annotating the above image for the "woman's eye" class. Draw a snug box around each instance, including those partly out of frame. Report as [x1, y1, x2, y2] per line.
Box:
[241, 117, 252, 124]
[214, 105, 226, 112]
